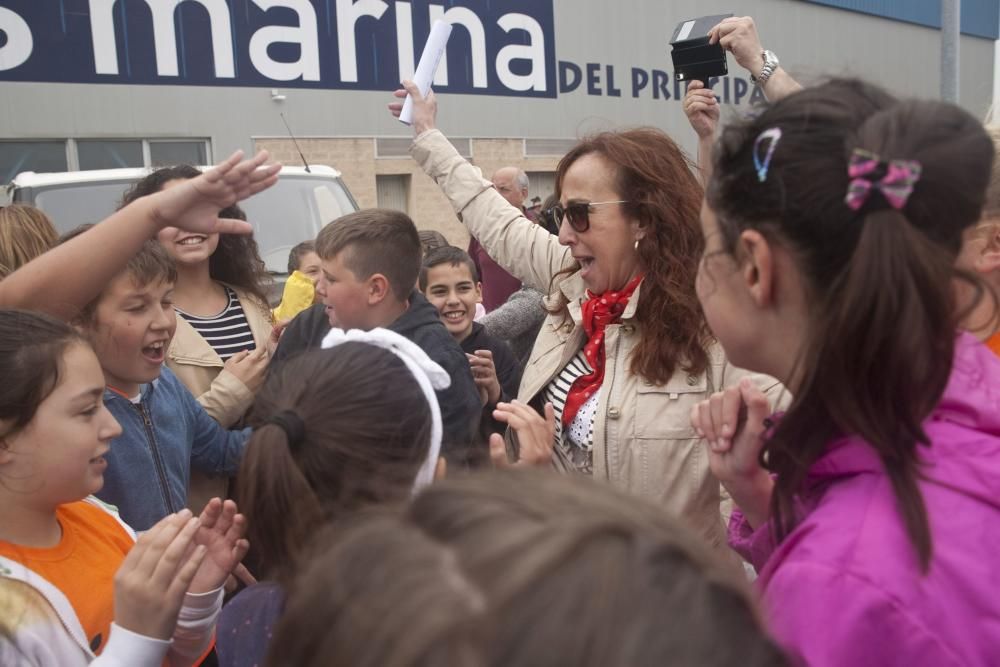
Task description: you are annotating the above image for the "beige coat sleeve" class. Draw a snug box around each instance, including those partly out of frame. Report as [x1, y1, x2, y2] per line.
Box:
[411, 129, 575, 292]
[195, 370, 254, 428]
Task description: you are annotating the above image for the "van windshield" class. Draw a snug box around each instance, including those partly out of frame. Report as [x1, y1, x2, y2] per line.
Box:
[26, 175, 356, 274]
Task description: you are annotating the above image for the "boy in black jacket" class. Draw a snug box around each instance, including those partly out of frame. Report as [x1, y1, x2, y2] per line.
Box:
[272, 210, 481, 461]
[419, 246, 522, 440]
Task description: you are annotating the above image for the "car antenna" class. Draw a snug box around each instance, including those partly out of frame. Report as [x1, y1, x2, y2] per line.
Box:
[280, 112, 311, 173]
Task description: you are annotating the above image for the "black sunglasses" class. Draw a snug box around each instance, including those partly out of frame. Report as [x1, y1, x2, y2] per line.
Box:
[548, 200, 629, 233]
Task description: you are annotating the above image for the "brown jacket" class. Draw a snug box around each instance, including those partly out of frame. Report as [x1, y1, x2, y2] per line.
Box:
[166, 284, 273, 510]
[412, 130, 785, 554]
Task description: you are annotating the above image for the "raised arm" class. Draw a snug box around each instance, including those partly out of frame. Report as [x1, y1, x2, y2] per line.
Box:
[389, 82, 573, 292]
[0, 151, 280, 321]
[683, 80, 721, 187]
[709, 16, 803, 103]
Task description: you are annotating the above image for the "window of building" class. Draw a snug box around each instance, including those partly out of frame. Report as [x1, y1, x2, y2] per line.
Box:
[0, 139, 211, 183]
[526, 171, 557, 206]
[150, 140, 209, 166]
[376, 174, 410, 213]
[0, 141, 69, 183]
[77, 140, 144, 170]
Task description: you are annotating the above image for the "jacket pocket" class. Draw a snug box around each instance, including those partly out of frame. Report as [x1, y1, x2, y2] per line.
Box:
[633, 373, 707, 439]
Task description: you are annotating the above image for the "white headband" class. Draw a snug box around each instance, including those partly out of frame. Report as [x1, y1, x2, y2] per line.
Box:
[320, 327, 450, 492]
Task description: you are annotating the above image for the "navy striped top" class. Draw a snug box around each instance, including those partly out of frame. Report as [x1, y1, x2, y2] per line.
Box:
[175, 286, 256, 361]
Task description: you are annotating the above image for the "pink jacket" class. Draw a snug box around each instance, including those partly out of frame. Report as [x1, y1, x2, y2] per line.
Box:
[731, 333, 1000, 666]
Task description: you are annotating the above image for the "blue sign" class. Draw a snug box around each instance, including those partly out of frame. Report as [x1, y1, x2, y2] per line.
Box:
[0, 1, 762, 105]
[0, 1, 557, 97]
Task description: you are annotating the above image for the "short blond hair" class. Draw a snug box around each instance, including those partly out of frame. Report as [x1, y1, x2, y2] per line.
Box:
[0, 205, 58, 279]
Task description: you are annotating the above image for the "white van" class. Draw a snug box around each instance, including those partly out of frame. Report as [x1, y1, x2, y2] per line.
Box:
[6, 165, 358, 301]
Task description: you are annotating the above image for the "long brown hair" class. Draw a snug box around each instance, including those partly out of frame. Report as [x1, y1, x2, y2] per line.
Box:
[238, 344, 433, 579]
[0, 205, 58, 279]
[708, 79, 994, 570]
[554, 129, 711, 383]
[269, 471, 789, 667]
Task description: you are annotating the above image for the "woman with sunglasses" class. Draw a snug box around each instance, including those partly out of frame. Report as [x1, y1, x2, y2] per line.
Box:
[389, 83, 782, 557]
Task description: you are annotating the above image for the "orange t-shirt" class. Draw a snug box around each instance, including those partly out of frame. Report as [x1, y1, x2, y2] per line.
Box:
[987, 331, 1000, 358]
[0, 500, 133, 655]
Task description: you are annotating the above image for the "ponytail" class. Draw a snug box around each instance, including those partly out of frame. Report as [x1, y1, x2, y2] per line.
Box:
[238, 346, 435, 579]
[768, 211, 955, 570]
[238, 422, 324, 578]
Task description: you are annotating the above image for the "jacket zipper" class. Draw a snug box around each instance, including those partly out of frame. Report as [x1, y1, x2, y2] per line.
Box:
[136, 402, 177, 514]
[603, 330, 623, 480]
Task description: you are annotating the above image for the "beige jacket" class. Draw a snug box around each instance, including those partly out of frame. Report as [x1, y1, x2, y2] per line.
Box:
[166, 284, 273, 510]
[412, 130, 784, 554]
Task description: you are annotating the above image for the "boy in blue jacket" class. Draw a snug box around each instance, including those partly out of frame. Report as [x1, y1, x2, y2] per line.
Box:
[74, 235, 249, 530]
[0, 150, 279, 530]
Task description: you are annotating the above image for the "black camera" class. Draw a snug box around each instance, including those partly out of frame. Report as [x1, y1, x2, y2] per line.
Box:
[670, 14, 733, 87]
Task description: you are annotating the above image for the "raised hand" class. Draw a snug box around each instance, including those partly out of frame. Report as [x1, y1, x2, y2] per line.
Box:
[150, 150, 281, 236]
[388, 80, 438, 135]
[708, 16, 766, 76]
[187, 498, 250, 594]
[489, 401, 556, 468]
[684, 80, 720, 140]
[690, 377, 774, 528]
[113, 510, 207, 640]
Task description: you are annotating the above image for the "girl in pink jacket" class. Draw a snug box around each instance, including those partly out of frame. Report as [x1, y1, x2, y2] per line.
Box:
[692, 78, 1000, 666]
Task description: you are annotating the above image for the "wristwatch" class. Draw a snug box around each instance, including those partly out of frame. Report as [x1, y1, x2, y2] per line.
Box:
[750, 50, 779, 86]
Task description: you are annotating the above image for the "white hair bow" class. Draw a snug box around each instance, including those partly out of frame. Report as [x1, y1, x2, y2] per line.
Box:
[320, 327, 450, 492]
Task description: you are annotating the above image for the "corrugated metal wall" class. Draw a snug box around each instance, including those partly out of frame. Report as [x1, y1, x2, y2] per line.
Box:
[0, 0, 994, 163]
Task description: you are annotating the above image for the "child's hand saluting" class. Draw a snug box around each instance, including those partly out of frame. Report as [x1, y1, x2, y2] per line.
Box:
[150, 150, 280, 236]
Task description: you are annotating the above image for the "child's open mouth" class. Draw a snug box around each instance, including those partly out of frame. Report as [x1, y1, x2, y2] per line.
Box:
[443, 310, 467, 323]
[142, 340, 166, 364]
[178, 235, 207, 246]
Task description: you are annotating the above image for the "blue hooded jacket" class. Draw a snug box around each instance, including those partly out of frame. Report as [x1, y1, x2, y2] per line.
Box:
[98, 366, 249, 530]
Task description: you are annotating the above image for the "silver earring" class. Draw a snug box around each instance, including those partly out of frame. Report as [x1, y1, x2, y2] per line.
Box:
[634, 239, 640, 251]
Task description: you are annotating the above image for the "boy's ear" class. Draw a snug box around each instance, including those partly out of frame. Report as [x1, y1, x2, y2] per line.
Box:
[367, 274, 392, 306]
[475, 281, 483, 302]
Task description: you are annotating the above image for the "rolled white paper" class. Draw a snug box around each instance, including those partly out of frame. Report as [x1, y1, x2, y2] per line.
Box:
[399, 20, 453, 126]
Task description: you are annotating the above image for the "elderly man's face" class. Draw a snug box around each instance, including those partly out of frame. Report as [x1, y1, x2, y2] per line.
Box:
[492, 168, 527, 209]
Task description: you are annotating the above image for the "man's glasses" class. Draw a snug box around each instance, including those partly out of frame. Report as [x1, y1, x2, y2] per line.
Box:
[548, 200, 629, 233]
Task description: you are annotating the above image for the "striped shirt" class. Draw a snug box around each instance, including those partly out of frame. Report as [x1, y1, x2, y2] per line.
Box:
[175, 286, 256, 361]
[543, 349, 600, 475]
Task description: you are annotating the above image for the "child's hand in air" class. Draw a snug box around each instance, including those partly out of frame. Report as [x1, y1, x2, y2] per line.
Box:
[187, 498, 250, 595]
[114, 510, 207, 640]
[150, 150, 280, 236]
[690, 377, 774, 528]
[489, 401, 556, 468]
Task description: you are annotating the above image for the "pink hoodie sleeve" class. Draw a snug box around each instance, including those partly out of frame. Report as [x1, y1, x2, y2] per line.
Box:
[728, 509, 778, 571]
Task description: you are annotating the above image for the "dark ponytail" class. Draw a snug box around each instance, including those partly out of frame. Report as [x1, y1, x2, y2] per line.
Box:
[708, 79, 994, 570]
[238, 344, 434, 579]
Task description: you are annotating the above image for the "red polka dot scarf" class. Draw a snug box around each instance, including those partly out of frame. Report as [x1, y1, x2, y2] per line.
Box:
[562, 274, 644, 426]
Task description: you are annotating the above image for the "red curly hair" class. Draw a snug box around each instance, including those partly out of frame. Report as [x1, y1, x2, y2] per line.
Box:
[553, 128, 711, 383]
